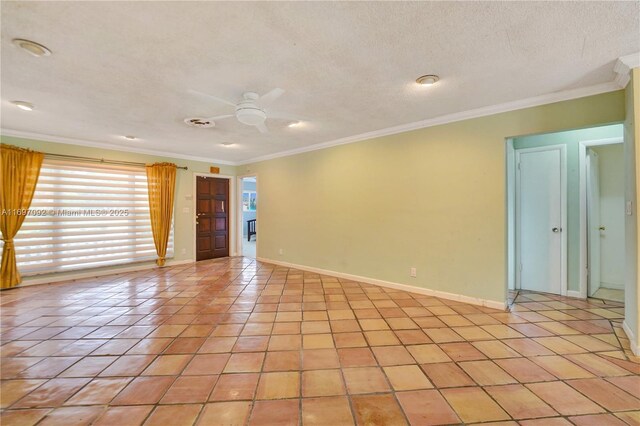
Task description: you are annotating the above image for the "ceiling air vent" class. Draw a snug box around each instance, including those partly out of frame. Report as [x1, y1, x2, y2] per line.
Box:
[184, 118, 215, 128]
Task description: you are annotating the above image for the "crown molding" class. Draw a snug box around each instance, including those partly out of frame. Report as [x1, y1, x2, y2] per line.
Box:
[236, 80, 620, 165]
[2, 70, 628, 168]
[0, 129, 236, 166]
[614, 52, 640, 88]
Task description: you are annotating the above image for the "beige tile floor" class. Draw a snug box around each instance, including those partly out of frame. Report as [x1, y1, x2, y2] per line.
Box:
[0, 257, 638, 425]
[592, 288, 625, 304]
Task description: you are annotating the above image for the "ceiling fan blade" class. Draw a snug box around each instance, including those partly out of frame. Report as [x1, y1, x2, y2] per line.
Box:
[256, 122, 269, 134]
[258, 88, 284, 106]
[267, 109, 305, 121]
[189, 89, 237, 107]
[204, 114, 235, 121]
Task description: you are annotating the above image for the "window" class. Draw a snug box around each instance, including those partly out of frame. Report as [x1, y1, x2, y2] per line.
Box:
[242, 190, 257, 211]
[1, 159, 173, 276]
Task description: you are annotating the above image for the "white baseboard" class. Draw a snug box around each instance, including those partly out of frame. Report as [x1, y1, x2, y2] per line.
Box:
[622, 320, 639, 356]
[257, 257, 506, 311]
[566, 290, 584, 299]
[16, 259, 195, 288]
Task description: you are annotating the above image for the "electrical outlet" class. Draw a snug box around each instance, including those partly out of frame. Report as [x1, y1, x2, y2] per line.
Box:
[410, 267, 417, 278]
[182, 207, 190, 213]
[181, 248, 186, 255]
[279, 248, 284, 255]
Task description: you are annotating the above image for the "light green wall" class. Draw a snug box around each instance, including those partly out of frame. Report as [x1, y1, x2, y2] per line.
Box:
[593, 144, 625, 289]
[0, 90, 627, 305]
[0, 136, 233, 282]
[238, 91, 625, 304]
[513, 124, 623, 292]
[625, 68, 639, 349]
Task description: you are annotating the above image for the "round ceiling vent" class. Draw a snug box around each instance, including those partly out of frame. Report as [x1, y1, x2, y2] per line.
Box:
[184, 118, 215, 128]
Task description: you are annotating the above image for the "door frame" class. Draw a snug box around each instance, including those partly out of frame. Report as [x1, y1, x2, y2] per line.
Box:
[578, 137, 624, 298]
[192, 172, 237, 259]
[236, 173, 258, 258]
[506, 138, 516, 293]
[514, 144, 568, 295]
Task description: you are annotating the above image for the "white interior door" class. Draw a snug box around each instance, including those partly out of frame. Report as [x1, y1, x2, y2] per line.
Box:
[517, 147, 564, 294]
[586, 149, 601, 297]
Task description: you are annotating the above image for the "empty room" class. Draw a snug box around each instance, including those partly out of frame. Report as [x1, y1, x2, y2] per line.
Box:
[1, 2, 639, 425]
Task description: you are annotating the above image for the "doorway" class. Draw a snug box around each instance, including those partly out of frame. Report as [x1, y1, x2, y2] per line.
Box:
[580, 138, 625, 302]
[515, 145, 567, 295]
[507, 124, 625, 299]
[195, 175, 230, 261]
[239, 176, 257, 258]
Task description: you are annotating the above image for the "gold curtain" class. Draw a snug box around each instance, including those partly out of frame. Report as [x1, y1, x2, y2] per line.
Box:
[146, 162, 177, 267]
[0, 144, 44, 288]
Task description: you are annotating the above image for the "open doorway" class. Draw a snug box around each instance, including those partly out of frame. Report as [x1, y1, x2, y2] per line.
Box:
[507, 123, 624, 299]
[240, 176, 257, 258]
[580, 138, 625, 302]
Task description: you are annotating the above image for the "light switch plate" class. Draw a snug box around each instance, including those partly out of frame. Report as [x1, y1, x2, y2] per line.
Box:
[626, 200, 633, 216]
[182, 207, 190, 213]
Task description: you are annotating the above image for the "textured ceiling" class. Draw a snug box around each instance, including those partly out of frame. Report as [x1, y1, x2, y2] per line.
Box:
[1, 1, 638, 163]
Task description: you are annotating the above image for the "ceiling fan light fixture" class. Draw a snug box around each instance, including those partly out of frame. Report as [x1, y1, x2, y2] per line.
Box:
[189, 88, 295, 134]
[236, 107, 267, 126]
[11, 100, 34, 111]
[12, 38, 51, 57]
[416, 74, 439, 86]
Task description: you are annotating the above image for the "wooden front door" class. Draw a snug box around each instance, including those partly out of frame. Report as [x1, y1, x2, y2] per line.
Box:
[196, 176, 229, 261]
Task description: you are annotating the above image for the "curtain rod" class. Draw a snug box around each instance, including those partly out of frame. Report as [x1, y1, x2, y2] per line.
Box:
[43, 153, 189, 170]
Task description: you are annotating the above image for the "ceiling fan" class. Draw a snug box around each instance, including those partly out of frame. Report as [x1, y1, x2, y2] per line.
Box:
[187, 88, 300, 133]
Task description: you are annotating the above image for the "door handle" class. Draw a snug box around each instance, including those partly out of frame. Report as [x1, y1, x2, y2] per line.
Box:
[221, 201, 225, 212]
[599, 226, 606, 231]
[552, 227, 562, 233]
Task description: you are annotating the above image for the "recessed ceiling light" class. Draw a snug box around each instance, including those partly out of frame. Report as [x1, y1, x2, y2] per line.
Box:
[288, 121, 303, 128]
[12, 39, 51, 57]
[10, 100, 34, 111]
[124, 135, 137, 140]
[416, 74, 439, 86]
[221, 143, 235, 147]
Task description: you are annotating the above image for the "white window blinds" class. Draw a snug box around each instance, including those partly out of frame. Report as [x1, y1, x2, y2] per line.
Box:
[3, 159, 174, 276]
